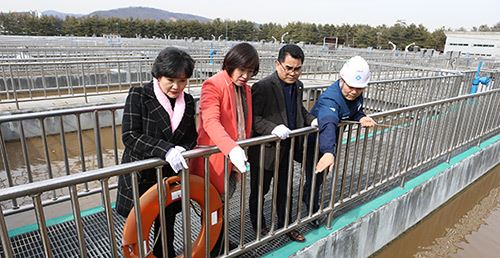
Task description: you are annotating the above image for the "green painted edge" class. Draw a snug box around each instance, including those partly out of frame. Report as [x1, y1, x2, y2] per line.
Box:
[7, 133, 500, 249]
[8, 203, 115, 237]
[263, 134, 500, 257]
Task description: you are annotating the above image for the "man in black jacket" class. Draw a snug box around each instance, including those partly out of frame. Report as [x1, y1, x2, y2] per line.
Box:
[248, 44, 316, 242]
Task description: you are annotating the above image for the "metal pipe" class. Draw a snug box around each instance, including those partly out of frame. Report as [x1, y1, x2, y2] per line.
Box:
[8, 64, 20, 109]
[340, 124, 352, 202]
[39, 117, 57, 200]
[358, 128, 370, 191]
[239, 163, 247, 247]
[131, 172, 146, 257]
[100, 179, 119, 258]
[111, 110, 119, 165]
[181, 165, 193, 258]
[0, 126, 18, 208]
[33, 194, 53, 258]
[0, 206, 14, 257]
[75, 114, 89, 191]
[296, 133, 311, 222]
[401, 110, 419, 186]
[204, 156, 211, 256]
[374, 123, 385, 184]
[223, 156, 230, 254]
[19, 120, 33, 182]
[59, 115, 71, 175]
[156, 166, 169, 258]
[349, 125, 361, 196]
[93, 110, 104, 168]
[256, 144, 265, 240]
[281, 32, 289, 43]
[326, 124, 345, 229]
[69, 185, 88, 258]
[366, 125, 378, 189]
[81, 63, 88, 103]
[284, 137, 295, 227]
[270, 141, 281, 232]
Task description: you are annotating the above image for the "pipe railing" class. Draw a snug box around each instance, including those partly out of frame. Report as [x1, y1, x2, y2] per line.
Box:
[0, 56, 452, 108]
[0, 74, 491, 211]
[0, 88, 498, 257]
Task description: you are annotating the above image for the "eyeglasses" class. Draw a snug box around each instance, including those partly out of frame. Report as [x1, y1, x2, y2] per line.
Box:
[277, 61, 302, 74]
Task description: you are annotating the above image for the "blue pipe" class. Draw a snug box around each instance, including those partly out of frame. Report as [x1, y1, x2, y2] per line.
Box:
[470, 61, 491, 94]
[470, 61, 483, 94]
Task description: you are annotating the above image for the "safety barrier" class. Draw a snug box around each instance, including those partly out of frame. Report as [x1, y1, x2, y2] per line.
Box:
[0, 73, 489, 212]
[0, 88, 498, 257]
[0, 57, 454, 109]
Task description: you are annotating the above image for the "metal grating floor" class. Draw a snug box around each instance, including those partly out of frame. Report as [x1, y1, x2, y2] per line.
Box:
[0, 165, 335, 258]
[1, 124, 443, 257]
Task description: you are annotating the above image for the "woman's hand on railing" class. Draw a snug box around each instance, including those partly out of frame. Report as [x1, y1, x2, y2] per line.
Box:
[165, 146, 188, 173]
[229, 146, 248, 173]
[315, 153, 335, 174]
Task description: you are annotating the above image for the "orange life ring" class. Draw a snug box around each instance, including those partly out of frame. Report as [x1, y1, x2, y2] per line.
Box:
[122, 174, 223, 258]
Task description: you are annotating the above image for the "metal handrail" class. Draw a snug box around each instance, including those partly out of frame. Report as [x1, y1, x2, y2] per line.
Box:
[0, 89, 499, 257]
[0, 127, 316, 202]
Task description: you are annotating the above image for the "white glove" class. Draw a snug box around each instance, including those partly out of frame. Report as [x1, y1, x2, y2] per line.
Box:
[228, 146, 248, 173]
[165, 146, 188, 173]
[174, 146, 186, 152]
[311, 118, 318, 128]
[271, 124, 291, 140]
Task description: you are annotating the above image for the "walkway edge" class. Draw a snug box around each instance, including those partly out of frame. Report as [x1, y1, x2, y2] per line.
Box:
[264, 134, 500, 258]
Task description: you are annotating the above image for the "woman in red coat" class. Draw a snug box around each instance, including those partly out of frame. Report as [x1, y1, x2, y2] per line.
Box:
[191, 42, 259, 196]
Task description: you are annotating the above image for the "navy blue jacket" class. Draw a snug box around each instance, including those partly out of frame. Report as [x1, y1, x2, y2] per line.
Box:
[310, 80, 366, 155]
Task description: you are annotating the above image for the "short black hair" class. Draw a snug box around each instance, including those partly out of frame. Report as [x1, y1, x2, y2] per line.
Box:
[278, 44, 305, 63]
[222, 43, 259, 76]
[151, 47, 195, 79]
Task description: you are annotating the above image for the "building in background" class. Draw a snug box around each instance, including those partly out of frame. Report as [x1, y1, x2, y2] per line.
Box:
[444, 32, 500, 59]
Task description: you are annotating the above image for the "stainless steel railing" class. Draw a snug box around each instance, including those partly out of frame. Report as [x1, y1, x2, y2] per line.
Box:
[0, 74, 489, 212]
[0, 55, 452, 108]
[0, 88, 498, 257]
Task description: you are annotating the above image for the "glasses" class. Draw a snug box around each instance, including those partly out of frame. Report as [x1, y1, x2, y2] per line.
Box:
[278, 61, 302, 74]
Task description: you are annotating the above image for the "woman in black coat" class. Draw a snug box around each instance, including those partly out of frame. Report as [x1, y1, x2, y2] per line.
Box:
[116, 47, 197, 257]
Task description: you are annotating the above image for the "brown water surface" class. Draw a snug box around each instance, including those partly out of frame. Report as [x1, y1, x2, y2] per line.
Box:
[373, 164, 500, 258]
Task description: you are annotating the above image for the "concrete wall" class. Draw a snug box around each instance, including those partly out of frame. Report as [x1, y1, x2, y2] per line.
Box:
[292, 139, 500, 258]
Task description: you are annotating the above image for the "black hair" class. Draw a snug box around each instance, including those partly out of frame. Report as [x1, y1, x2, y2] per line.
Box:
[278, 44, 305, 63]
[151, 47, 195, 79]
[222, 43, 259, 76]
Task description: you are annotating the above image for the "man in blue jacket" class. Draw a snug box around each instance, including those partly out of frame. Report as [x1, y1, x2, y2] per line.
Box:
[304, 56, 376, 226]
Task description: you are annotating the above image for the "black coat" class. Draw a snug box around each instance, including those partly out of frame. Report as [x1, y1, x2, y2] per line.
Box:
[115, 82, 197, 217]
[248, 72, 315, 171]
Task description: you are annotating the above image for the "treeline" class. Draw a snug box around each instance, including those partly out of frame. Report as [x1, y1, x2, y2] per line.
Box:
[0, 12, 498, 51]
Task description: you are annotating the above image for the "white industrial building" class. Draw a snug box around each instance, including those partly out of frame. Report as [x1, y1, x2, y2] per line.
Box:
[444, 32, 500, 59]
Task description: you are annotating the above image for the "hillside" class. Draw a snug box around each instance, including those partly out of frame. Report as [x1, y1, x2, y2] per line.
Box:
[87, 6, 210, 22]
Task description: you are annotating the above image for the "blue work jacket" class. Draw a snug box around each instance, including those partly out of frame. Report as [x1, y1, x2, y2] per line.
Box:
[310, 80, 366, 155]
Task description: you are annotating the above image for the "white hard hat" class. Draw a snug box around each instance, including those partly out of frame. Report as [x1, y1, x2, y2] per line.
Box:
[339, 56, 370, 88]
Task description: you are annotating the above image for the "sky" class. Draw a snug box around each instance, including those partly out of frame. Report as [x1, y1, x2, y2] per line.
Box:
[1, 0, 499, 31]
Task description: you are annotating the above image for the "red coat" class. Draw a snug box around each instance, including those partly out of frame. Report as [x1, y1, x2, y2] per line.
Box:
[190, 70, 252, 194]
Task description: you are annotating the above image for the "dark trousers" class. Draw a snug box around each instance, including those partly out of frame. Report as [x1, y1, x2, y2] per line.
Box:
[153, 201, 182, 258]
[249, 149, 293, 230]
[303, 135, 324, 213]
